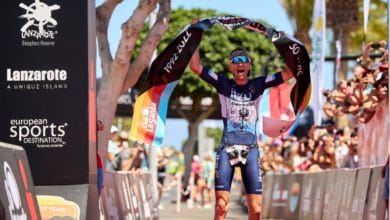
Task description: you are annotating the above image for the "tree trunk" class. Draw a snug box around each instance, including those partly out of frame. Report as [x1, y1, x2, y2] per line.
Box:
[97, 75, 123, 166]
[95, 0, 170, 165]
[175, 96, 218, 190]
[182, 122, 199, 187]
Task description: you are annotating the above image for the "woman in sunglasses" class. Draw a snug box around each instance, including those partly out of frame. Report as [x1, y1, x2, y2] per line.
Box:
[190, 46, 293, 220]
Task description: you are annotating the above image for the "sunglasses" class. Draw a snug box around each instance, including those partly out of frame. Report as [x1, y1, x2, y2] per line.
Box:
[230, 55, 249, 64]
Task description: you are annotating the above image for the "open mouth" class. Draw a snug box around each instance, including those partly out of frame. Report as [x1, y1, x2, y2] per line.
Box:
[237, 69, 246, 75]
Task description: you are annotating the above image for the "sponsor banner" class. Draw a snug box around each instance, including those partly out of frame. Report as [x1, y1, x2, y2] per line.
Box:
[98, 171, 165, 220]
[350, 167, 371, 220]
[262, 174, 274, 219]
[331, 170, 348, 219]
[101, 171, 121, 220]
[0, 142, 41, 220]
[130, 25, 202, 147]
[136, 172, 152, 219]
[35, 184, 91, 220]
[310, 173, 326, 219]
[128, 173, 144, 220]
[337, 169, 357, 220]
[267, 174, 286, 218]
[264, 167, 385, 220]
[141, 172, 158, 219]
[321, 170, 337, 220]
[114, 172, 135, 220]
[282, 173, 303, 219]
[267, 173, 303, 219]
[0, 0, 95, 185]
[299, 172, 326, 220]
[129, 82, 178, 147]
[364, 166, 386, 220]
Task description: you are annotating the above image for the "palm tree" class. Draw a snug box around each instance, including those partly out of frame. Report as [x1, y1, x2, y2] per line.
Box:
[326, 0, 360, 80]
[279, 0, 314, 53]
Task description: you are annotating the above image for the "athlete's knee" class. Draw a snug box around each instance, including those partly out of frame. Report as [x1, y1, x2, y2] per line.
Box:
[215, 196, 229, 216]
[247, 197, 261, 218]
[248, 207, 261, 219]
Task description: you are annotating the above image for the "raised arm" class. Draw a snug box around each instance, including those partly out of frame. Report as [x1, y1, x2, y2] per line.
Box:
[189, 47, 203, 75]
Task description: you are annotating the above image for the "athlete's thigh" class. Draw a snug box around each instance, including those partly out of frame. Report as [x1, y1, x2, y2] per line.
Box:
[214, 146, 235, 192]
[241, 148, 262, 194]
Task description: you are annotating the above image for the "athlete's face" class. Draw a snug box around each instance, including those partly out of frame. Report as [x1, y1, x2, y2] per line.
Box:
[228, 55, 251, 85]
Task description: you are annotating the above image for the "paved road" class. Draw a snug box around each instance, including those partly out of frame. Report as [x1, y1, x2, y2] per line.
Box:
[159, 182, 248, 220]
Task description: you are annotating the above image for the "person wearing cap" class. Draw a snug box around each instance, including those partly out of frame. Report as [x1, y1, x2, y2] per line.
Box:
[190, 46, 293, 220]
[106, 125, 121, 171]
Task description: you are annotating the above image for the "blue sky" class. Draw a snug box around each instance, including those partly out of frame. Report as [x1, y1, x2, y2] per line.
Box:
[96, 0, 294, 74]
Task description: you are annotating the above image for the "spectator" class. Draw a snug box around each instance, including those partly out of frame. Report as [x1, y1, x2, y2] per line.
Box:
[156, 149, 169, 209]
[334, 136, 349, 168]
[121, 140, 145, 171]
[289, 138, 308, 170]
[106, 126, 121, 171]
[200, 152, 215, 208]
[322, 41, 388, 123]
[189, 154, 202, 204]
[260, 124, 361, 174]
[342, 144, 358, 169]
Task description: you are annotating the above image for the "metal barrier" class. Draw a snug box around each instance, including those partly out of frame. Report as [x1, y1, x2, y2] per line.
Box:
[262, 166, 386, 220]
[100, 171, 159, 220]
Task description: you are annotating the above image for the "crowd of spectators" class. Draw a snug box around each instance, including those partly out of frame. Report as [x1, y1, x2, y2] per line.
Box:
[260, 41, 388, 174]
[260, 122, 359, 174]
[322, 41, 388, 123]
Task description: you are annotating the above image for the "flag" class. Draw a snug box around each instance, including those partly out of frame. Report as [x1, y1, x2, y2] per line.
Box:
[259, 81, 297, 138]
[310, 0, 326, 125]
[269, 81, 295, 121]
[363, 0, 371, 39]
[129, 27, 203, 147]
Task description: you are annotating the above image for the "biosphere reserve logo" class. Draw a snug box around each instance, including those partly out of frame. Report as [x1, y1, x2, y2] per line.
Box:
[19, 0, 60, 46]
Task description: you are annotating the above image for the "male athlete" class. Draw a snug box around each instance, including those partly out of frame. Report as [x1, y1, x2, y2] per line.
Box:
[190, 46, 293, 220]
